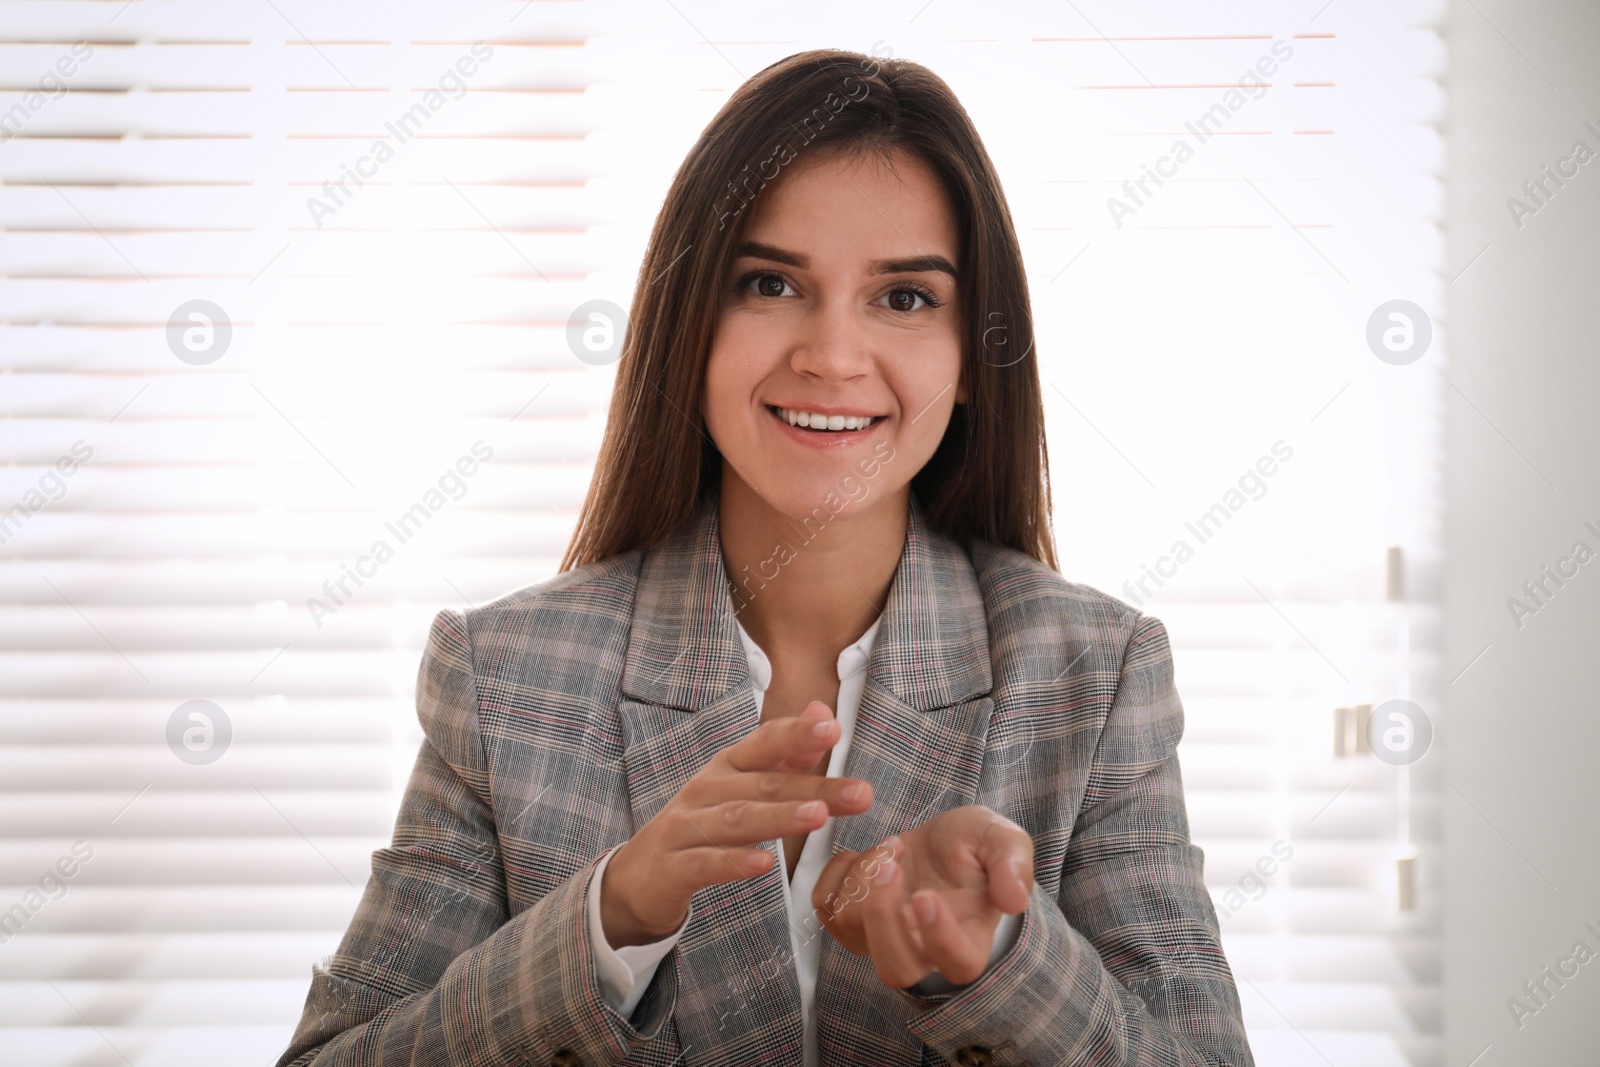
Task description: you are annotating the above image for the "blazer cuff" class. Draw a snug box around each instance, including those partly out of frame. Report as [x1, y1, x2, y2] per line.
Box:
[499, 846, 682, 1065]
[585, 844, 693, 1018]
[891, 878, 1118, 1064]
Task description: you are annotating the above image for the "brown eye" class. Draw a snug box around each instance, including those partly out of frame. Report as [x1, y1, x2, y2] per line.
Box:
[734, 270, 796, 299]
[880, 285, 941, 313]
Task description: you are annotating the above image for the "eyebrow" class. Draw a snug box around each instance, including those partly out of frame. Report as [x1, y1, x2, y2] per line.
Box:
[735, 240, 957, 280]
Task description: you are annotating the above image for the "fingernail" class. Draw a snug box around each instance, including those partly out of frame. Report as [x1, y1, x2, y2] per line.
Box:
[812, 719, 833, 737]
[873, 858, 896, 884]
[914, 892, 937, 925]
[842, 782, 867, 804]
[798, 800, 824, 820]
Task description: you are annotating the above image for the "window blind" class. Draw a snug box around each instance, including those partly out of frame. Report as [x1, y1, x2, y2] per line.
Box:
[0, 2, 1443, 1064]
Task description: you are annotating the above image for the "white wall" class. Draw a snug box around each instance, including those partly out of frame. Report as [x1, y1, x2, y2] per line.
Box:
[1445, 0, 1600, 1059]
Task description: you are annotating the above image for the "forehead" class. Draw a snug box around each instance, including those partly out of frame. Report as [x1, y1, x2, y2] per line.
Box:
[740, 146, 960, 265]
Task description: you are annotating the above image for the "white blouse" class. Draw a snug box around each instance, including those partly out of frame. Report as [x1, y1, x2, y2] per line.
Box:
[584, 595, 1021, 1064]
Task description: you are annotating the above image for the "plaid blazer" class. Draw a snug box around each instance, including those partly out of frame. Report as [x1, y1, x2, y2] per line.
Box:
[277, 493, 1253, 1067]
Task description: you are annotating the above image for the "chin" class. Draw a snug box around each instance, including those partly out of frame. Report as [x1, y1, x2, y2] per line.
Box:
[760, 478, 899, 528]
[718, 430, 908, 524]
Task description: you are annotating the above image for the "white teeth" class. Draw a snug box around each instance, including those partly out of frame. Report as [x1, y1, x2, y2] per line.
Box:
[776, 406, 877, 432]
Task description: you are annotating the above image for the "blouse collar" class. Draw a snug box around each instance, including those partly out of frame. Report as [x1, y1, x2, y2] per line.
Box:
[727, 590, 883, 693]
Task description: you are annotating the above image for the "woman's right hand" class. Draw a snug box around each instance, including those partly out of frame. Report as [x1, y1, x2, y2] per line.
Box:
[599, 700, 874, 948]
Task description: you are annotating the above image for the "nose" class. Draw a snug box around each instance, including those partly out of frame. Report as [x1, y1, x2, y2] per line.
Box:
[789, 293, 872, 383]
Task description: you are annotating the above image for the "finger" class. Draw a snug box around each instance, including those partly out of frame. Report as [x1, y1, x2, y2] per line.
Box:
[809, 854, 874, 955]
[673, 794, 831, 851]
[813, 842, 888, 924]
[996, 853, 1033, 912]
[724, 763, 873, 818]
[773, 700, 846, 773]
[675, 843, 777, 888]
[860, 849, 929, 988]
[907, 890, 990, 986]
[976, 823, 1034, 914]
[722, 701, 838, 774]
[812, 849, 860, 918]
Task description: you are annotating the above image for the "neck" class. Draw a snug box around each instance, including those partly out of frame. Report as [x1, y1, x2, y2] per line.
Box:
[718, 464, 906, 663]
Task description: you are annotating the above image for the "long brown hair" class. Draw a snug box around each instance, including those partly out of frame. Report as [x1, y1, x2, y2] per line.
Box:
[560, 47, 1057, 572]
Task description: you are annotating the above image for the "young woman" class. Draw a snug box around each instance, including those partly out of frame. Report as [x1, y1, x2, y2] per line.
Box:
[278, 49, 1253, 1067]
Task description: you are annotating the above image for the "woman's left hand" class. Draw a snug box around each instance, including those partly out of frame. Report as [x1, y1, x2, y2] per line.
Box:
[810, 804, 1034, 990]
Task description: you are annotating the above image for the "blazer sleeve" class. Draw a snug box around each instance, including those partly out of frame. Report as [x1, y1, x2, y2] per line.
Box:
[893, 612, 1255, 1066]
[274, 608, 681, 1067]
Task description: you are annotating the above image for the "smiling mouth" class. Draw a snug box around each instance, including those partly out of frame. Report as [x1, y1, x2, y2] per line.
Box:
[767, 405, 882, 432]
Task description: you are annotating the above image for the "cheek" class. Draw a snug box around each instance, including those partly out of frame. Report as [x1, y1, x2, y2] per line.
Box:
[906, 314, 963, 383]
[897, 336, 964, 428]
[703, 322, 768, 432]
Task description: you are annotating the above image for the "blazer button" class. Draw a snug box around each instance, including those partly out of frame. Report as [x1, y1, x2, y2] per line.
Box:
[955, 1046, 993, 1066]
[551, 1050, 582, 1067]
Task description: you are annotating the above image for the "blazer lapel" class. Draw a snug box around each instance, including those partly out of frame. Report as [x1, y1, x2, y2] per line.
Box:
[814, 497, 994, 1066]
[617, 494, 805, 1066]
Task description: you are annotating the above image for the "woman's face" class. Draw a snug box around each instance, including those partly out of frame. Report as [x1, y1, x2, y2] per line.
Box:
[703, 146, 966, 522]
